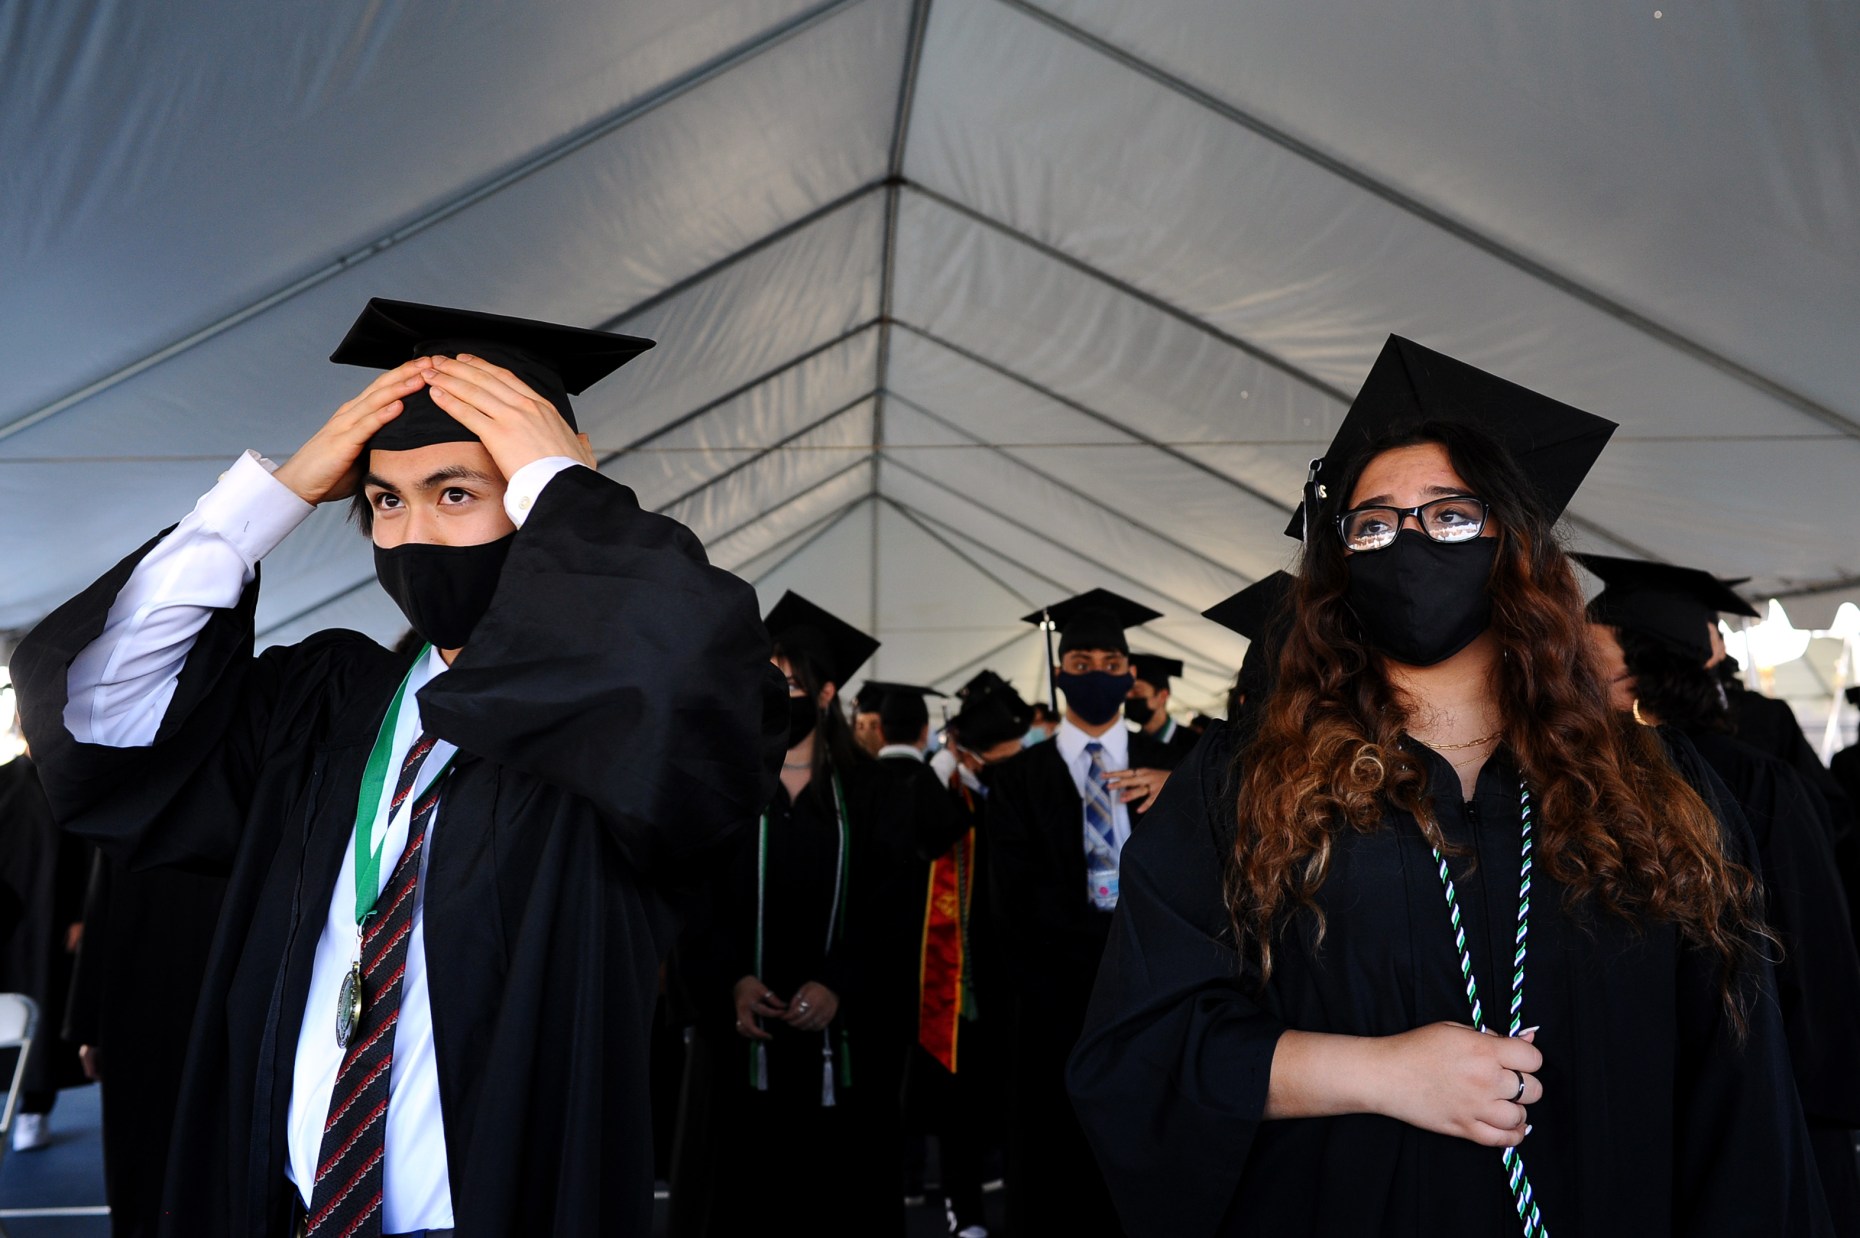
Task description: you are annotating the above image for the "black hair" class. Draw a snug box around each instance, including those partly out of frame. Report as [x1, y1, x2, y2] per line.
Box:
[1616, 627, 1732, 734]
[773, 638, 866, 800]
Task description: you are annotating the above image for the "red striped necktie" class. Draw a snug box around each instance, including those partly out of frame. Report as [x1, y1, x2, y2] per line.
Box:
[306, 732, 443, 1238]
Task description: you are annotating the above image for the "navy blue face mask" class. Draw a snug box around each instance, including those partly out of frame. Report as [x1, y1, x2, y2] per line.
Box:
[1345, 530, 1498, 667]
[1056, 670, 1136, 726]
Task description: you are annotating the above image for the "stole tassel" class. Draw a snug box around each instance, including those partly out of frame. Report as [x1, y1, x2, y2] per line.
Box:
[752, 1042, 768, 1092]
[820, 1035, 837, 1107]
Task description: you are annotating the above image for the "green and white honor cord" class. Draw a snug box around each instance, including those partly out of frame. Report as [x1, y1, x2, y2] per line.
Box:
[1429, 781, 1548, 1238]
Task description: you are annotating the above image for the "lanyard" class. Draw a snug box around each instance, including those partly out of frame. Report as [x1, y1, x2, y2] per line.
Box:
[1429, 780, 1548, 1238]
[751, 769, 852, 1099]
[350, 648, 453, 929]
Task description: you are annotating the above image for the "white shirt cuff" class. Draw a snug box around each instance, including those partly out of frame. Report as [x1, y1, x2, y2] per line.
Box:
[503, 457, 584, 527]
[194, 451, 315, 568]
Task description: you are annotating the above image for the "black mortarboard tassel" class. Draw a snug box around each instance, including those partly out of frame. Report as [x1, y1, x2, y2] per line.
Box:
[1130, 653, 1185, 691]
[764, 592, 880, 689]
[1019, 588, 1163, 656]
[330, 298, 655, 453]
[1578, 553, 1758, 664]
[1286, 335, 1617, 540]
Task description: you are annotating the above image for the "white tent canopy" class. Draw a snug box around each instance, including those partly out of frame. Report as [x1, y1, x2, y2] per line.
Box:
[4, 0, 1857, 720]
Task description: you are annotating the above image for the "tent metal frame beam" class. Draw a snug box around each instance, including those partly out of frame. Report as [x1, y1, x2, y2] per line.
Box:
[880, 452, 1236, 626]
[884, 389, 1251, 583]
[701, 455, 878, 554]
[595, 179, 889, 335]
[884, 491, 1240, 681]
[653, 390, 877, 516]
[1000, 0, 1860, 442]
[0, 0, 872, 446]
[920, 628, 1038, 693]
[748, 496, 874, 585]
[596, 320, 880, 466]
[880, 495, 1039, 608]
[731, 492, 875, 578]
[893, 318, 1295, 517]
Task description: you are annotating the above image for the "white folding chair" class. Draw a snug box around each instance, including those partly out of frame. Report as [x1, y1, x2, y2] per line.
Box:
[0, 992, 38, 1236]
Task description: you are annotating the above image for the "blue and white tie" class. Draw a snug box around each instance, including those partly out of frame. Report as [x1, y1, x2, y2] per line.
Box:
[1083, 742, 1120, 908]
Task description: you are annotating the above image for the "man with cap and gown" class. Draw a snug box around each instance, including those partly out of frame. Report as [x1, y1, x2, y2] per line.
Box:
[1069, 336, 1829, 1236]
[1124, 655, 1199, 771]
[673, 593, 921, 1238]
[912, 675, 1031, 1237]
[1583, 555, 1860, 1229]
[11, 299, 786, 1238]
[984, 588, 1166, 1236]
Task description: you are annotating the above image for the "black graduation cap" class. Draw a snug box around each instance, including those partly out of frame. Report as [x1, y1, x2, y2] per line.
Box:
[763, 592, 880, 689]
[1203, 571, 1297, 698]
[1578, 553, 1758, 663]
[1286, 335, 1617, 540]
[330, 298, 655, 452]
[1846, 686, 1860, 709]
[949, 688, 1033, 751]
[956, 669, 1016, 704]
[1130, 653, 1185, 691]
[1020, 589, 1162, 656]
[866, 682, 944, 736]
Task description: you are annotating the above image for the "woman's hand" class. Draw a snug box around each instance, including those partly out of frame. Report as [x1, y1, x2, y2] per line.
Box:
[422, 354, 595, 479]
[1105, 767, 1171, 815]
[273, 358, 432, 503]
[733, 975, 786, 1041]
[780, 981, 840, 1033]
[1370, 1022, 1542, 1147]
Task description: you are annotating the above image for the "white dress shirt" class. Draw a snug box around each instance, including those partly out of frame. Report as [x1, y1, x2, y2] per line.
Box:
[876, 743, 926, 762]
[63, 449, 579, 1231]
[1053, 717, 1133, 857]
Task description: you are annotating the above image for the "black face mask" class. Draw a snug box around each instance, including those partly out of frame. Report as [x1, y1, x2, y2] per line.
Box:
[1345, 531, 1498, 667]
[786, 696, 820, 748]
[374, 534, 513, 651]
[1123, 695, 1155, 727]
[1056, 670, 1137, 726]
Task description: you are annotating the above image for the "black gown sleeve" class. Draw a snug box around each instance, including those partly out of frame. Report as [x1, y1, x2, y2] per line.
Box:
[417, 466, 788, 877]
[13, 528, 380, 875]
[1067, 724, 1286, 1238]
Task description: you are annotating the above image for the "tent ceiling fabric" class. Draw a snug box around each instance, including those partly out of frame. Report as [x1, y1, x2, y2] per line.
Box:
[4, 0, 1857, 716]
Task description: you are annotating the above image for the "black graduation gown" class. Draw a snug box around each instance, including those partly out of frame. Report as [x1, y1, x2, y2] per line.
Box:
[64, 849, 227, 1238]
[675, 757, 918, 1238]
[12, 466, 786, 1238]
[1068, 722, 1830, 1237]
[1128, 719, 1199, 772]
[0, 755, 89, 1099]
[984, 738, 1122, 1237]
[1686, 730, 1860, 1230]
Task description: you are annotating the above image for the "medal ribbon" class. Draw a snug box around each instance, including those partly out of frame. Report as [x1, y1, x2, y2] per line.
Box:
[351, 647, 454, 929]
[1429, 780, 1547, 1238]
[750, 770, 853, 1102]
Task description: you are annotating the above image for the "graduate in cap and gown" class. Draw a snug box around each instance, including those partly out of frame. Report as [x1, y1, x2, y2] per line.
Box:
[11, 298, 786, 1238]
[984, 587, 1170, 1237]
[1068, 335, 1828, 1237]
[912, 677, 1031, 1237]
[675, 594, 920, 1238]
[1583, 556, 1860, 1229]
[1125, 655, 1199, 771]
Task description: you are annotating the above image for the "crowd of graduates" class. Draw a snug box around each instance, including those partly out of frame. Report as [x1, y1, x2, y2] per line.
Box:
[3, 321, 1860, 1238]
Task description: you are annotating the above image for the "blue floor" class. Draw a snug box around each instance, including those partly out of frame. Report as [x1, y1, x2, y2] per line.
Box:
[0, 1083, 110, 1237]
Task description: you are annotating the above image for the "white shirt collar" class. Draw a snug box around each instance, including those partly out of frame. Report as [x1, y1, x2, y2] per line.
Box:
[1056, 716, 1128, 768]
[877, 743, 926, 762]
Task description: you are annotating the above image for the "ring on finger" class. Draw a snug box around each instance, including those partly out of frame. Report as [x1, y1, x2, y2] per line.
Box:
[1510, 1070, 1526, 1103]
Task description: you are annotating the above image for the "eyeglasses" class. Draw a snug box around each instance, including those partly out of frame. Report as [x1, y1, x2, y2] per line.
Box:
[1337, 495, 1489, 552]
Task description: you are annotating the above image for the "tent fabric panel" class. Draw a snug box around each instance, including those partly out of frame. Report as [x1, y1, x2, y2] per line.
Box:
[663, 400, 877, 543]
[905, 0, 1836, 441]
[0, 0, 836, 422]
[1043, 0, 1860, 418]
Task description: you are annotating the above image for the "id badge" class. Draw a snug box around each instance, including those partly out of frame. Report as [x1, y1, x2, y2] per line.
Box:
[1088, 867, 1120, 911]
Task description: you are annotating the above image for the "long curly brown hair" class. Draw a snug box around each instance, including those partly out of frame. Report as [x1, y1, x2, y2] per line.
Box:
[1228, 421, 1765, 1026]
